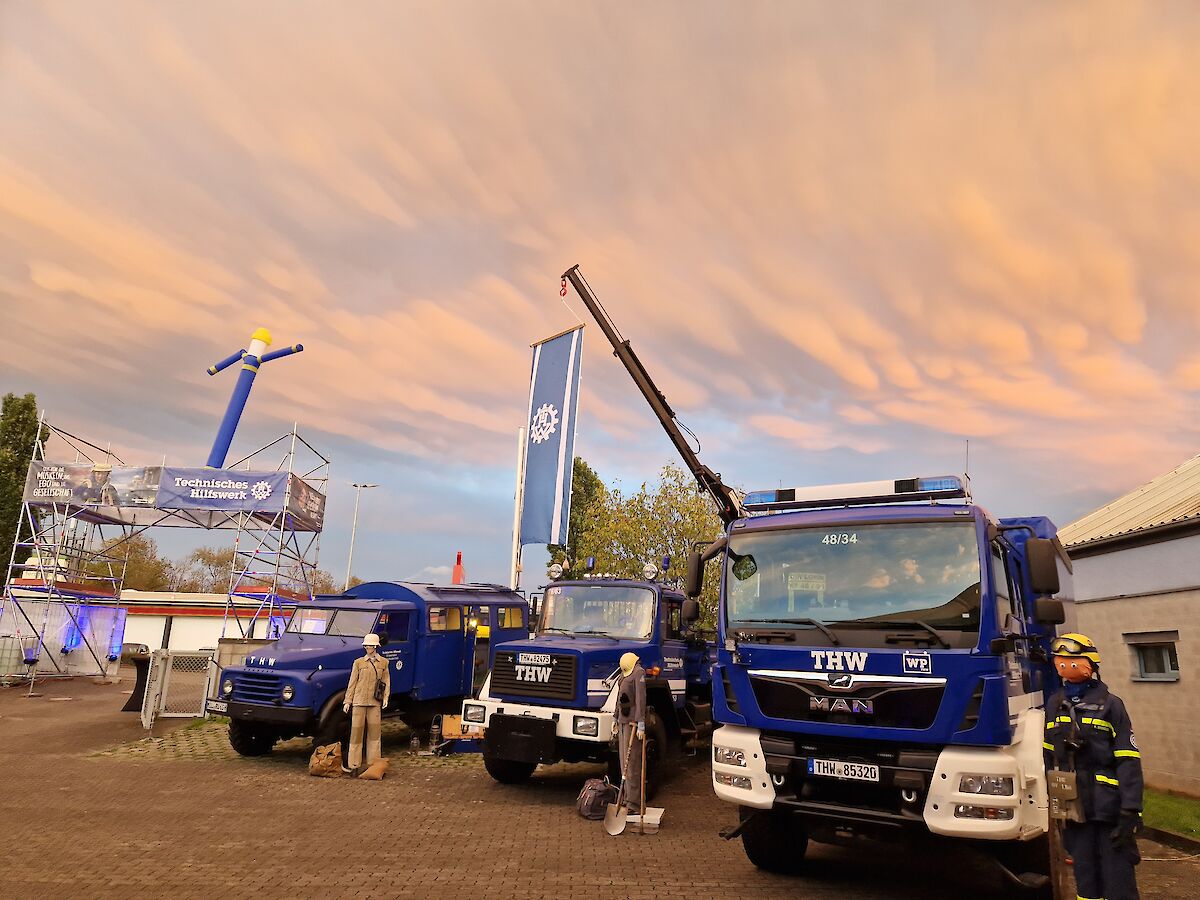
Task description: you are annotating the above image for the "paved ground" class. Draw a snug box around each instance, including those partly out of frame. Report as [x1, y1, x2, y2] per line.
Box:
[1, 676, 1196, 899]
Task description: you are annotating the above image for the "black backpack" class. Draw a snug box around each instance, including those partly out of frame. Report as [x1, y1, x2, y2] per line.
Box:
[576, 777, 618, 819]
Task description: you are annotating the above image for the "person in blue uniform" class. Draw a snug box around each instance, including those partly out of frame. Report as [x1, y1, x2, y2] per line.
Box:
[1043, 633, 1143, 900]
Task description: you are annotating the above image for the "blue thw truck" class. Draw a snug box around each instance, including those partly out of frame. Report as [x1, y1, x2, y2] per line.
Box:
[206, 582, 529, 756]
[562, 265, 1071, 890]
[463, 573, 715, 791]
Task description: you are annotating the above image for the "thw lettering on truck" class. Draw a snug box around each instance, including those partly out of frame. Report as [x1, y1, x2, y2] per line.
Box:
[809, 650, 868, 672]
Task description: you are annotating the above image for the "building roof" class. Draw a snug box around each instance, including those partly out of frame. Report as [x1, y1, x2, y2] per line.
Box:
[1061, 453, 1200, 550]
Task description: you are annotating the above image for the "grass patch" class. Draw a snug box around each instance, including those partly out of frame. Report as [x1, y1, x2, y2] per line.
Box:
[1144, 789, 1200, 838]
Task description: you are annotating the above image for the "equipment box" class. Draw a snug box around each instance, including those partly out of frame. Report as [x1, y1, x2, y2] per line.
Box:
[440, 714, 484, 740]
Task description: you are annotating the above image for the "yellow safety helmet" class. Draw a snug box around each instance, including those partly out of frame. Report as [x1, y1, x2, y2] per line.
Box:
[619, 652, 639, 676]
[1051, 633, 1100, 666]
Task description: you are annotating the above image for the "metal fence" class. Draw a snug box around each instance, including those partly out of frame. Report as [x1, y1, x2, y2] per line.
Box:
[141, 650, 215, 731]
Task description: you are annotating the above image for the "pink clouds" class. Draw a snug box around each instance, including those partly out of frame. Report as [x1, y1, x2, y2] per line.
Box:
[0, 1, 1197, 520]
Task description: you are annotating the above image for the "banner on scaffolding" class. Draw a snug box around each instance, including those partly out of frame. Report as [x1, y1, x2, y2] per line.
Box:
[22, 462, 325, 531]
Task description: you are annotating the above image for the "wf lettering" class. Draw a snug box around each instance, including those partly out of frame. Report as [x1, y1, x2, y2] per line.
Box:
[809, 650, 868, 672]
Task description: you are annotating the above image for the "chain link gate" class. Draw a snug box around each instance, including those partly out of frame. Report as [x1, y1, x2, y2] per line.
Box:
[140, 650, 215, 732]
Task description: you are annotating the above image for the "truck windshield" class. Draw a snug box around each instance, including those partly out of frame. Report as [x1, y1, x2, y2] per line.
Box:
[725, 522, 982, 631]
[286, 608, 379, 637]
[540, 584, 656, 640]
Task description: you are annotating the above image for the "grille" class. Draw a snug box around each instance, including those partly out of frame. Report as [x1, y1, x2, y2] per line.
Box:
[232, 671, 283, 704]
[490, 650, 577, 701]
[750, 675, 943, 729]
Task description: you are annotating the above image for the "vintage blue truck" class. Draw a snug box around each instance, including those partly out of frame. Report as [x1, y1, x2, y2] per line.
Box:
[206, 581, 529, 756]
[463, 572, 715, 791]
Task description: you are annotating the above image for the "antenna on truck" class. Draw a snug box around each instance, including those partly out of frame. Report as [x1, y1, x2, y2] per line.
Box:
[561, 265, 743, 526]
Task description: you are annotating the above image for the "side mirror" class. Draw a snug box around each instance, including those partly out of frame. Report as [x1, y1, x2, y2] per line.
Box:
[681, 598, 700, 623]
[685, 551, 704, 599]
[1034, 597, 1065, 626]
[1026, 538, 1060, 596]
[376, 632, 390, 647]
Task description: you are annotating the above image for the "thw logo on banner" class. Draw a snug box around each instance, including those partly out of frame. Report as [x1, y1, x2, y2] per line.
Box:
[519, 326, 584, 546]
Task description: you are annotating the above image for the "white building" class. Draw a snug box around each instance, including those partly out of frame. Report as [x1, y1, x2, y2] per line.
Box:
[120, 591, 286, 651]
[1060, 454, 1200, 796]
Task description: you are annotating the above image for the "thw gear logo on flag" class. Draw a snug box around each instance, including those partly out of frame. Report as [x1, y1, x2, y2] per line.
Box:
[251, 480, 273, 501]
[529, 403, 559, 444]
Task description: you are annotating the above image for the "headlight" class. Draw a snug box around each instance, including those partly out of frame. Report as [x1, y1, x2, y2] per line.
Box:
[715, 772, 753, 790]
[221, 679, 233, 697]
[954, 804, 1014, 820]
[463, 704, 486, 723]
[959, 775, 1014, 796]
[573, 716, 598, 737]
[714, 746, 746, 767]
[281, 684, 294, 702]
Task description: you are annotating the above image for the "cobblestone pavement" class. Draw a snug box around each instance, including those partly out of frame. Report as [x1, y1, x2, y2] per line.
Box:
[2, 678, 1195, 899]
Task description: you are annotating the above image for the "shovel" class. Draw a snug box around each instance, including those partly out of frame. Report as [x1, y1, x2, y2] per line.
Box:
[604, 727, 637, 836]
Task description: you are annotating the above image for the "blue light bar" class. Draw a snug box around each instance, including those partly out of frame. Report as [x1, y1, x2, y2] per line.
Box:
[743, 475, 967, 513]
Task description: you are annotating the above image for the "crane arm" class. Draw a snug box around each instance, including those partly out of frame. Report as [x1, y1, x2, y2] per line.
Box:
[561, 265, 742, 525]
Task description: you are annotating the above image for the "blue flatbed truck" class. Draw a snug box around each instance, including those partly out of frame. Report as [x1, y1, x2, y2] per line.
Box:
[562, 265, 1071, 890]
[206, 581, 529, 756]
[462, 574, 716, 790]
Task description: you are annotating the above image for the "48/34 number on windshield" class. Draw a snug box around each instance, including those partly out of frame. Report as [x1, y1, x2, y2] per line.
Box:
[821, 533, 858, 545]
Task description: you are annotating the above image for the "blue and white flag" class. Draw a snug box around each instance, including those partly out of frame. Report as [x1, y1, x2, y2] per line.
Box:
[519, 325, 584, 546]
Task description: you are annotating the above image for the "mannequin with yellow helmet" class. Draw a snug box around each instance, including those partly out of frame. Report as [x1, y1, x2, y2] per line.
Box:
[1044, 632, 1143, 900]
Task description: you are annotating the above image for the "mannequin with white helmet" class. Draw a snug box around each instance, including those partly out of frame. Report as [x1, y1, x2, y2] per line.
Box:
[342, 631, 390, 773]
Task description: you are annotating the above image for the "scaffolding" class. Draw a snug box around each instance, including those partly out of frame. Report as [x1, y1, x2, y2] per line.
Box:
[219, 428, 330, 641]
[0, 416, 329, 685]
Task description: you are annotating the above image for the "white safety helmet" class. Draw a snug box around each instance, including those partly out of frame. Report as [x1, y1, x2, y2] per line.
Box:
[362, 633, 381, 648]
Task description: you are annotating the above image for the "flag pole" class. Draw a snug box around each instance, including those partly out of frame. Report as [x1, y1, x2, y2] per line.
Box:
[509, 426, 527, 589]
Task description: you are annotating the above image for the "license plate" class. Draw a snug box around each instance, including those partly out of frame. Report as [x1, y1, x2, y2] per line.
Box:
[207, 699, 228, 713]
[808, 758, 880, 782]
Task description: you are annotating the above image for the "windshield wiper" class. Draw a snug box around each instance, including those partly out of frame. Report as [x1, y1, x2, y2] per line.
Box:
[571, 629, 620, 641]
[837, 618, 952, 649]
[540, 627, 577, 639]
[733, 618, 841, 646]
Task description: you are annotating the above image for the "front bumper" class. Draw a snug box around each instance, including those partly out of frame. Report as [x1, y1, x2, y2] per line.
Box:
[712, 709, 1049, 842]
[464, 697, 615, 745]
[209, 698, 311, 727]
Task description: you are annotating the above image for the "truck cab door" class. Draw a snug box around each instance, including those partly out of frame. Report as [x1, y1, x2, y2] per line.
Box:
[378, 610, 415, 697]
[661, 597, 688, 708]
[993, 544, 1034, 722]
[416, 606, 466, 700]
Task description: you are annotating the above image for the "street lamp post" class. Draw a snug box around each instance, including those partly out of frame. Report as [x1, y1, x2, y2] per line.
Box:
[345, 482, 379, 591]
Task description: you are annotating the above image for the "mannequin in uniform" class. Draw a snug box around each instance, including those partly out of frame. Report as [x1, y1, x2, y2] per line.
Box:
[342, 633, 390, 772]
[614, 651, 646, 812]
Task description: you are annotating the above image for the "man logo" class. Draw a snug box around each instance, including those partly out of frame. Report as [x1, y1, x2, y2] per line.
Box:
[827, 673, 854, 690]
[810, 696, 874, 715]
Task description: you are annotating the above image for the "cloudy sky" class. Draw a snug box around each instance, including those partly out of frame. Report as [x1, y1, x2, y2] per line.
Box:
[2, 2, 1199, 585]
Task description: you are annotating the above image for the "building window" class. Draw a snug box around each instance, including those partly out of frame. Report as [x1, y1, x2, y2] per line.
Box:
[1124, 630, 1181, 682]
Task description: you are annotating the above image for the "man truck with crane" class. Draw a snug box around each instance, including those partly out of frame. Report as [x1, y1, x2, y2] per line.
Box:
[560, 265, 1071, 891]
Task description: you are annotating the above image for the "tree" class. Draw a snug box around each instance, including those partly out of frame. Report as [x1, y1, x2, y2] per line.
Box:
[547, 457, 607, 571]
[173, 546, 235, 593]
[0, 392, 44, 568]
[101, 534, 174, 591]
[572, 463, 725, 622]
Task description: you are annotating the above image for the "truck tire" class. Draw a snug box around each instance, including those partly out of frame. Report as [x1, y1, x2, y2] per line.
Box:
[739, 806, 808, 874]
[314, 707, 352, 755]
[228, 719, 276, 757]
[483, 752, 537, 784]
